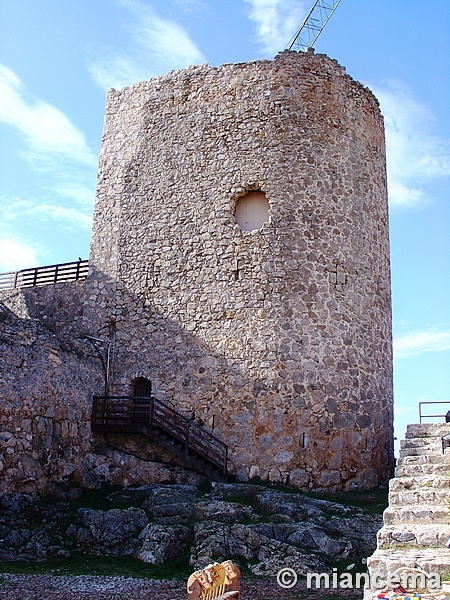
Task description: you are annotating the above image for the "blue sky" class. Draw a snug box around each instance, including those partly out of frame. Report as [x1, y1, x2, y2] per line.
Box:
[0, 0, 449, 448]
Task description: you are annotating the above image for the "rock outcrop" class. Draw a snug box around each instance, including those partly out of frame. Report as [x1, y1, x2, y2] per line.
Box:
[0, 482, 382, 575]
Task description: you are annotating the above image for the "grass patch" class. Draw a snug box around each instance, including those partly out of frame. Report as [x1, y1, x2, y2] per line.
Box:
[306, 488, 388, 515]
[0, 552, 192, 580]
[214, 495, 259, 509]
[13, 480, 388, 517]
[206, 479, 388, 518]
[248, 477, 388, 514]
[65, 485, 124, 511]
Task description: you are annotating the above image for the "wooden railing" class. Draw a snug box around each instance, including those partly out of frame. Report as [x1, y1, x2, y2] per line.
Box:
[0, 260, 89, 291]
[91, 395, 228, 475]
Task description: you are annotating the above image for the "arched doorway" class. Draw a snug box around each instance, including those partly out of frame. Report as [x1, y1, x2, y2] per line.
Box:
[133, 377, 152, 398]
[132, 377, 152, 425]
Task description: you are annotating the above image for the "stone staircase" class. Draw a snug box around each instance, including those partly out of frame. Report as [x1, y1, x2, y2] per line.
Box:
[365, 423, 450, 599]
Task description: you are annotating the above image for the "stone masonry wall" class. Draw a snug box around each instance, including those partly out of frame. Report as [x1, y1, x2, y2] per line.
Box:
[0, 282, 86, 342]
[0, 295, 101, 493]
[85, 50, 394, 490]
[0, 288, 205, 494]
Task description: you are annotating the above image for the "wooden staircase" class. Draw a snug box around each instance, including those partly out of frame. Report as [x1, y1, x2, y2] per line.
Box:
[91, 395, 229, 481]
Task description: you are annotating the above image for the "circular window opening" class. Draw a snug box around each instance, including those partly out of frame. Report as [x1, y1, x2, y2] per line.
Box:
[234, 191, 269, 232]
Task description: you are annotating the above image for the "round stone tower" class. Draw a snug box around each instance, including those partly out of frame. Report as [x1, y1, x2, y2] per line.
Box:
[85, 50, 394, 490]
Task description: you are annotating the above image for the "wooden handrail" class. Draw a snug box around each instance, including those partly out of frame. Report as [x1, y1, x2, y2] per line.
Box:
[91, 395, 228, 475]
[0, 260, 89, 291]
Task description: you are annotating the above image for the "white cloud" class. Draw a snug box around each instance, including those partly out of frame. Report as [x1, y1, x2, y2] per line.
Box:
[35, 204, 93, 230]
[0, 197, 34, 223]
[386, 181, 426, 209]
[0, 65, 97, 241]
[374, 82, 450, 209]
[89, 56, 144, 92]
[173, 0, 208, 13]
[0, 238, 39, 272]
[89, 0, 206, 90]
[0, 194, 92, 234]
[394, 328, 450, 360]
[0, 64, 97, 168]
[53, 182, 97, 207]
[244, 0, 310, 56]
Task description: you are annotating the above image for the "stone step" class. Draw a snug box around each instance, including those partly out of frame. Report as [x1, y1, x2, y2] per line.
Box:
[390, 475, 450, 492]
[389, 488, 450, 506]
[383, 504, 450, 525]
[367, 547, 450, 577]
[377, 524, 450, 549]
[365, 549, 450, 600]
[365, 424, 450, 600]
[395, 463, 450, 478]
[398, 436, 444, 458]
[405, 423, 450, 439]
[400, 436, 443, 450]
[396, 453, 450, 467]
[399, 445, 442, 458]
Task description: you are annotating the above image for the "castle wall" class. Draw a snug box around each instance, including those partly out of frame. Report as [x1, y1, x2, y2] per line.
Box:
[0, 281, 86, 341]
[0, 287, 204, 493]
[86, 51, 392, 490]
[0, 294, 100, 493]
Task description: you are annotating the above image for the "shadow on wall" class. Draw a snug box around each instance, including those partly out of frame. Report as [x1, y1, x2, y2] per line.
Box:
[0, 281, 86, 341]
[80, 265, 393, 491]
[0, 298, 101, 494]
[0, 258, 393, 494]
[0, 295, 214, 494]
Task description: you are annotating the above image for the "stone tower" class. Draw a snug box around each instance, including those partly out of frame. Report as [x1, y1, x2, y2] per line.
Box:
[85, 50, 394, 490]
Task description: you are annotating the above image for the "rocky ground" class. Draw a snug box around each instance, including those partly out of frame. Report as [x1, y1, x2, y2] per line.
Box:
[0, 481, 382, 599]
[0, 574, 363, 599]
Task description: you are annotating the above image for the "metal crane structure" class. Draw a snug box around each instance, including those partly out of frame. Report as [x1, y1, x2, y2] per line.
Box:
[285, 0, 342, 52]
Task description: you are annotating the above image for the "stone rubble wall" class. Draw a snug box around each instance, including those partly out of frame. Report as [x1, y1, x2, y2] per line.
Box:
[85, 50, 394, 490]
[0, 293, 99, 493]
[0, 51, 394, 494]
[0, 282, 86, 341]
[0, 290, 204, 494]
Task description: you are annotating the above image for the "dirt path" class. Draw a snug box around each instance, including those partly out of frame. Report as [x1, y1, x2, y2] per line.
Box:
[0, 574, 363, 599]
